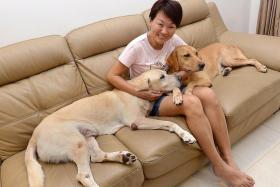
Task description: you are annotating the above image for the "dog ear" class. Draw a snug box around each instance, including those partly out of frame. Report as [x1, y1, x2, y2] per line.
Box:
[134, 77, 151, 91]
[190, 46, 199, 56]
[166, 49, 179, 73]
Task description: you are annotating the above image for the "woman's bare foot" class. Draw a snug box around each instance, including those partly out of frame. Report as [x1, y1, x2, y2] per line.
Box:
[213, 162, 255, 187]
[222, 155, 240, 171]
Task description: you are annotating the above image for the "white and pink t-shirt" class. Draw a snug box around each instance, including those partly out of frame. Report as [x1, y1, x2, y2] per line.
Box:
[119, 33, 187, 78]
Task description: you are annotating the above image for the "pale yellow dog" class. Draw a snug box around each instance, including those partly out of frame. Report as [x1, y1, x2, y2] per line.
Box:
[25, 69, 196, 187]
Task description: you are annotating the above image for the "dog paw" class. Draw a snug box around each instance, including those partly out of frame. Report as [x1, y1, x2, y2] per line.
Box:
[181, 132, 196, 144]
[258, 65, 267, 73]
[222, 67, 232, 76]
[121, 151, 137, 165]
[173, 94, 183, 105]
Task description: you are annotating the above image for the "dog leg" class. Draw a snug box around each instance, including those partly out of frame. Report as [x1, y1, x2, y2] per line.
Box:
[222, 67, 232, 76]
[183, 84, 195, 95]
[172, 87, 183, 105]
[222, 57, 267, 73]
[86, 136, 137, 165]
[70, 139, 99, 187]
[220, 46, 267, 73]
[131, 117, 196, 144]
[184, 80, 212, 95]
[243, 59, 267, 72]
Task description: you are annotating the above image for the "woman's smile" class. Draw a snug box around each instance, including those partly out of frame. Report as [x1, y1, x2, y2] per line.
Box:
[148, 11, 177, 49]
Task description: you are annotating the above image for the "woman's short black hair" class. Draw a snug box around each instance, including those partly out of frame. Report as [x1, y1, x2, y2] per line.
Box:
[149, 0, 183, 27]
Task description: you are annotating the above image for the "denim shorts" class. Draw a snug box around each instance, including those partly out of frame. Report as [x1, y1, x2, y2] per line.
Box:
[149, 94, 167, 116]
[149, 85, 186, 116]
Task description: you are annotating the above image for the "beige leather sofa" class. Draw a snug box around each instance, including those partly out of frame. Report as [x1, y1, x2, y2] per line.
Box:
[1, 0, 280, 187]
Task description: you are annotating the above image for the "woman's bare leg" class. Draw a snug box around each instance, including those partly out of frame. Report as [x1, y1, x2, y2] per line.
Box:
[192, 87, 237, 168]
[158, 94, 254, 187]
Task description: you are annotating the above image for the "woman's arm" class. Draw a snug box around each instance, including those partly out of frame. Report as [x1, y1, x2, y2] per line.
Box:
[107, 60, 163, 101]
[107, 61, 137, 95]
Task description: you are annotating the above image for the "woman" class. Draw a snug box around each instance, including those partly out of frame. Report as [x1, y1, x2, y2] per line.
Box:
[107, 0, 254, 186]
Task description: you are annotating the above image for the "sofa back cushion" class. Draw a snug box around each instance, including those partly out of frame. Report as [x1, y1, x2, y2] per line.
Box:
[0, 36, 88, 160]
[66, 15, 148, 95]
[143, 0, 217, 48]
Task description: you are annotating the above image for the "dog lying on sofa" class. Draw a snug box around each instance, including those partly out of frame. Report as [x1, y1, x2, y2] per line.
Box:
[166, 43, 268, 98]
[24, 69, 196, 187]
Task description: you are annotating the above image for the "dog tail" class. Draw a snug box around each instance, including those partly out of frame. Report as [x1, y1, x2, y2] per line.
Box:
[25, 135, 44, 187]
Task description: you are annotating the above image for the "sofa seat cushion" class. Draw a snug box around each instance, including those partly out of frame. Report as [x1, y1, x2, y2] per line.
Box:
[212, 67, 280, 129]
[115, 117, 201, 179]
[0, 135, 144, 187]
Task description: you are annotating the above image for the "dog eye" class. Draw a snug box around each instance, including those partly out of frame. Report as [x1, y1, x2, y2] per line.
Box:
[160, 74, 165, 80]
[195, 51, 198, 55]
[184, 54, 190, 58]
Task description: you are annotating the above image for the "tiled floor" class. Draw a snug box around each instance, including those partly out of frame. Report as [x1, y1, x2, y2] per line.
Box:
[179, 110, 280, 187]
[246, 141, 280, 187]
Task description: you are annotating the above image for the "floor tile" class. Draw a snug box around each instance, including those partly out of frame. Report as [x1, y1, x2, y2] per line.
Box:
[232, 125, 280, 169]
[246, 141, 280, 187]
[265, 111, 280, 133]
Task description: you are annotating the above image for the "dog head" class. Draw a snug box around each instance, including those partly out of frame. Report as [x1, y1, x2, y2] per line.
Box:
[129, 69, 181, 92]
[166, 45, 205, 73]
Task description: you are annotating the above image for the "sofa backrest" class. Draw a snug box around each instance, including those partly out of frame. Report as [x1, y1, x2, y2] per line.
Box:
[0, 36, 88, 160]
[66, 15, 148, 95]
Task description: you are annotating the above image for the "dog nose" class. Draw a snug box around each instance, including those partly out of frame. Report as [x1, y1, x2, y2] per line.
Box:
[198, 63, 205, 71]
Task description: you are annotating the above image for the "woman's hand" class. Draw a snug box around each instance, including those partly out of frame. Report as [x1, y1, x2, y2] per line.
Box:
[135, 89, 163, 101]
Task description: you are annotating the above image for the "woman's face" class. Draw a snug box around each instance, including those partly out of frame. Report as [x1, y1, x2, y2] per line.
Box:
[149, 11, 177, 49]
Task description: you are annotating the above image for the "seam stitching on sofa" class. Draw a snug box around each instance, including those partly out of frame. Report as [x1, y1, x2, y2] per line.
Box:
[77, 60, 108, 82]
[64, 39, 90, 95]
[72, 59, 90, 95]
[111, 166, 143, 187]
[114, 130, 201, 166]
[118, 137, 200, 166]
[228, 92, 280, 131]
[145, 155, 208, 181]
[88, 86, 113, 94]
[0, 93, 88, 129]
[142, 147, 200, 166]
[227, 96, 280, 148]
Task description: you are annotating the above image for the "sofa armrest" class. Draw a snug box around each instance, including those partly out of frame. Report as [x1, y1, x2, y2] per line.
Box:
[218, 31, 280, 71]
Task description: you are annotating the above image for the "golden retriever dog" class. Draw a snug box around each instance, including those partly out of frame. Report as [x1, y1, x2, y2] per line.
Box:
[166, 43, 268, 100]
[25, 69, 196, 187]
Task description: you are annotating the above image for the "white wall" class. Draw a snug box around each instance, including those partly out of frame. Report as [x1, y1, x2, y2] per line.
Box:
[0, 0, 260, 47]
[0, 0, 156, 47]
[206, 0, 260, 33]
[249, 0, 261, 33]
